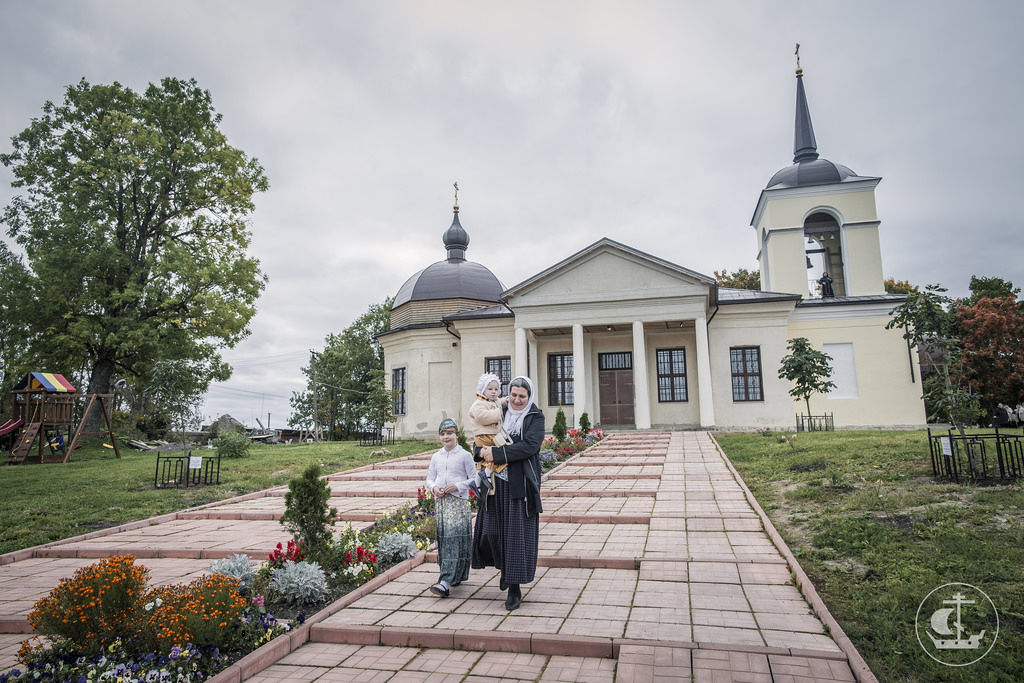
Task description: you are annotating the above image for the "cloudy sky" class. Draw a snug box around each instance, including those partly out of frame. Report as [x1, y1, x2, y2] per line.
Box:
[1, 1, 1021, 428]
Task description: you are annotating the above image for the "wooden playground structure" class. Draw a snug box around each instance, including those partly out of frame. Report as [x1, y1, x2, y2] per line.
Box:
[3, 372, 120, 464]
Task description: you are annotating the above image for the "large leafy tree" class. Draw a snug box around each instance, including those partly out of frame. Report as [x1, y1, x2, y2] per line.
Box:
[289, 299, 393, 439]
[1, 78, 268, 427]
[777, 337, 836, 419]
[956, 292, 1024, 413]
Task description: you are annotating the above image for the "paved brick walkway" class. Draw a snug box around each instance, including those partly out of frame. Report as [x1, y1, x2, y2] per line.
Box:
[0, 432, 874, 682]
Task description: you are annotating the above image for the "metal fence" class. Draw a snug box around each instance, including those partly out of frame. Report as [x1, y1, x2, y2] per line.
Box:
[795, 413, 834, 432]
[154, 450, 222, 488]
[927, 427, 1024, 483]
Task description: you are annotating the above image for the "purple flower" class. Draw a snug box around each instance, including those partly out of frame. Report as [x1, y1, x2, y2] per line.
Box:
[169, 645, 182, 660]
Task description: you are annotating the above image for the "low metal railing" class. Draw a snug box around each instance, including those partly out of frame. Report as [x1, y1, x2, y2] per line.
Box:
[927, 427, 1024, 483]
[795, 413, 834, 432]
[154, 450, 221, 488]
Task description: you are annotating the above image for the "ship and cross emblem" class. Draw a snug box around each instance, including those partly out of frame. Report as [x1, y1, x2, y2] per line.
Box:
[926, 592, 985, 650]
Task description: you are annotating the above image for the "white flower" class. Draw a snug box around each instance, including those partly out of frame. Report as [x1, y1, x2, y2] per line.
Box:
[144, 602, 154, 611]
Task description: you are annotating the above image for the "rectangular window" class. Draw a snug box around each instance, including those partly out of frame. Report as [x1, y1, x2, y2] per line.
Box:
[730, 347, 763, 401]
[656, 348, 688, 402]
[548, 353, 574, 406]
[598, 351, 632, 371]
[392, 367, 406, 415]
[484, 357, 512, 396]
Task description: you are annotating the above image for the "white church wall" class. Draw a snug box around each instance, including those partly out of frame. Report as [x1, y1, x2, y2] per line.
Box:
[708, 304, 796, 429]
[645, 328, 702, 427]
[788, 312, 926, 428]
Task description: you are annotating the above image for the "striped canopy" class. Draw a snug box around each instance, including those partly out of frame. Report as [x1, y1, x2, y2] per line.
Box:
[13, 372, 77, 393]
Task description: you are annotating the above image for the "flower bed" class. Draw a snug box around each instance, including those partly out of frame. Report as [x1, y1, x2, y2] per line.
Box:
[4, 499, 438, 683]
[540, 428, 605, 471]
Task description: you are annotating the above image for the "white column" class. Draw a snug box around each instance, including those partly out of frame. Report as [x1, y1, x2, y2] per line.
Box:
[572, 324, 586, 422]
[528, 330, 539, 391]
[632, 321, 651, 429]
[695, 314, 716, 427]
[515, 327, 528, 379]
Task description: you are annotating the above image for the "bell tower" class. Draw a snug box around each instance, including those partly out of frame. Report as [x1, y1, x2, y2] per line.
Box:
[752, 55, 886, 298]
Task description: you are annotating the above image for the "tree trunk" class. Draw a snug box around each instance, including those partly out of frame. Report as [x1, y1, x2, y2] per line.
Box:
[84, 357, 116, 435]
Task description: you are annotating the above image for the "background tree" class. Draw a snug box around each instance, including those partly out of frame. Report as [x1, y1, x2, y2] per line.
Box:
[955, 289, 1024, 415]
[0, 243, 32, 413]
[289, 298, 392, 439]
[778, 337, 836, 419]
[714, 267, 760, 290]
[963, 275, 1020, 306]
[0, 77, 268, 431]
[884, 277, 919, 295]
[886, 284, 983, 434]
[148, 357, 230, 448]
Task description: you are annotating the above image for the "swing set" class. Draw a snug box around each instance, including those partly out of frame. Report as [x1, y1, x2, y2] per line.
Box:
[4, 372, 121, 464]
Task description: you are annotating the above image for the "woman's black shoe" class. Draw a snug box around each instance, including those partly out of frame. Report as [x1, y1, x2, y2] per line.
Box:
[499, 578, 508, 591]
[505, 584, 521, 611]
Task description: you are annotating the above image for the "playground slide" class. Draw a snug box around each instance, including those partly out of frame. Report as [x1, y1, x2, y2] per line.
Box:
[0, 418, 25, 436]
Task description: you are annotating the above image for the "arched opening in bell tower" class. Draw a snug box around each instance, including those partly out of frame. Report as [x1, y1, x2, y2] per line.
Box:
[803, 211, 845, 297]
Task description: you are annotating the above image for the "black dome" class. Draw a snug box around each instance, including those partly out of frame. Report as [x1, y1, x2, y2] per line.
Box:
[766, 158, 859, 189]
[393, 211, 503, 308]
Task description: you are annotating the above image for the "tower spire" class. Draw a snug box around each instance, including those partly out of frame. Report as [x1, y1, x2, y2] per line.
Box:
[793, 45, 819, 163]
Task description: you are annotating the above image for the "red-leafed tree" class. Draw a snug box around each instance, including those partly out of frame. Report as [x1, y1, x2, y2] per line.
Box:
[956, 296, 1024, 411]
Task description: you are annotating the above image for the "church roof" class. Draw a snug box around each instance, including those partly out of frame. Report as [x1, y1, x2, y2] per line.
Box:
[765, 66, 876, 190]
[392, 208, 504, 308]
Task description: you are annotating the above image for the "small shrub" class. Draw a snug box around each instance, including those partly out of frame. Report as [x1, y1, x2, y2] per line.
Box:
[207, 553, 257, 590]
[215, 425, 251, 458]
[374, 531, 418, 564]
[552, 407, 568, 442]
[578, 412, 591, 433]
[136, 574, 247, 654]
[281, 463, 338, 564]
[270, 561, 329, 608]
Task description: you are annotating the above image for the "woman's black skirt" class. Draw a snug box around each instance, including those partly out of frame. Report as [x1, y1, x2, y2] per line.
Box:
[471, 476, 539, 584]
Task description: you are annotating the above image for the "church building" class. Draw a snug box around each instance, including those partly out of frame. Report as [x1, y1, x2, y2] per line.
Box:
[378, 65, 927, 437]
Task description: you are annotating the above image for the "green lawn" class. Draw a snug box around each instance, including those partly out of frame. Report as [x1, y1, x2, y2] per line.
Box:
[716, 429, 1024, 683]
[0, 439, 433, 556]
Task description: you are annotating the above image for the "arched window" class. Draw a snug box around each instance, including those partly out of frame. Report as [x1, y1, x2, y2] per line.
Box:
[804, 212, 844, 297]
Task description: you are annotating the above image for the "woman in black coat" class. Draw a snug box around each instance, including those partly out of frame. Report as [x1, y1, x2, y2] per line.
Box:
[472, 375, 544, 611]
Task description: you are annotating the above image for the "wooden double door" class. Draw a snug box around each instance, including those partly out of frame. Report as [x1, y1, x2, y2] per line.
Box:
[598, 352, 634, 426]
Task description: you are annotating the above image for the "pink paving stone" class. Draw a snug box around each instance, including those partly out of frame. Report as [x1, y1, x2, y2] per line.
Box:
[768, 654, 856, 682]
[691, 624, 766, 646]
[623, 619, 693, 642]
[754, 612, 825, 633]
[686, 561, 741, 584]
[691, 608, 758, 629]
[404, 647, 483, 674]
[242, 664, 328, 682]
[537, 655, 616, 682]
[691, 649, 772, 682]
[278, 642, 362, 667]
[638, 560, 688, 582]
[468, 652, 549, 679]
[558, 618, 626, 638]
[306, 666, 394, 682]
[434, 613, 505, 631]
[338, 645, 420, 670]
[739, 563, 793, 584]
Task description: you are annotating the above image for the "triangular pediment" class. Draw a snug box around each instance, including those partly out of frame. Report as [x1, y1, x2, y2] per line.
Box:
[504, 238, 714, 308]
